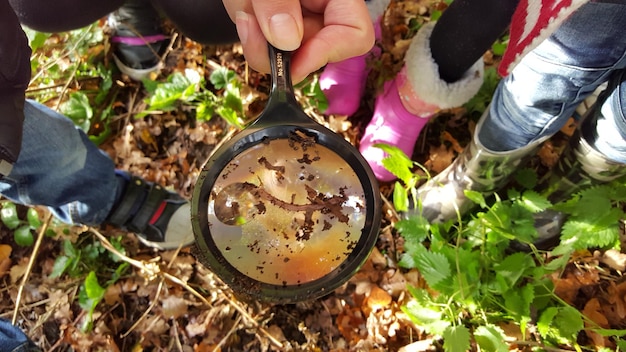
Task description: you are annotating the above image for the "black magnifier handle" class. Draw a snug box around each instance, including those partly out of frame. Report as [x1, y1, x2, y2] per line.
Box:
[268, 45, 297, 105]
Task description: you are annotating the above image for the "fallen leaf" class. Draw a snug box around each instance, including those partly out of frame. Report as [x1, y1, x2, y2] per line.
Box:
[0, 244, 11, 261]
[161, 294, 188, 319]
[600, 249, 626, 272]
[366, 285, 392, 312]
[583, 298, 610, 347]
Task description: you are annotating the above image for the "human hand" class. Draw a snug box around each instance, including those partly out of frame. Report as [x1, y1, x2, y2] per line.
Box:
[222, 0, 375, 83]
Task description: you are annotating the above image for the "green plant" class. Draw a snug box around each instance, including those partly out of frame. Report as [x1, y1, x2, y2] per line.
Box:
[0, 202, 47, 247]
[295, 74, 329, 113]
[50, 234, 129, 331]
[380, 147, 626, 350]
[142, 67, 245, 128]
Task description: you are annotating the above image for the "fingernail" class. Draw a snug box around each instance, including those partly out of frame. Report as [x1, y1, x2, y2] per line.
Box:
[235, 11, 249, 45]
[269, 13, 301, 50]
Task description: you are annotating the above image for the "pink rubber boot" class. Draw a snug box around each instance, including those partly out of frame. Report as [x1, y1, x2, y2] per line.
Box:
[359, 22, 485, 182]
[359, 68, 437, 182]
[319, 16, 384, 116]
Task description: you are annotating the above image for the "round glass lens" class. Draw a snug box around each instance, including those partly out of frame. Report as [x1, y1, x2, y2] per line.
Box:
[207, 131, 367, 286]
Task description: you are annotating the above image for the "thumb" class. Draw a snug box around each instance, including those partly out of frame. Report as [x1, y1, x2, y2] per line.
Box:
[251, 1, 303, 51]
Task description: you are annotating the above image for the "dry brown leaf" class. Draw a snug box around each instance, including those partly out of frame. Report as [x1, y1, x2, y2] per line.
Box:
[161, 294, 189, 319]
[583, 298, 610, 347]
[425, 144, 455, 174]
[600, 249, 626, 272]
[0, 244, 11, 261]
[537, 141, 560, 168]
[366, 285, 392, 312]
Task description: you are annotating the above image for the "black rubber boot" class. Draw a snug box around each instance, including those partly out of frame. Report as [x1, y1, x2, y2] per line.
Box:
[109, 0, 168, 80]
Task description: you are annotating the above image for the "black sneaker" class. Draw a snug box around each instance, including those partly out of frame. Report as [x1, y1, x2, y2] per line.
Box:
[107, 175, 193, 250]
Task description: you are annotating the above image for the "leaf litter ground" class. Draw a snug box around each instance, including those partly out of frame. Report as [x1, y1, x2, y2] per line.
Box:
[1, 0, 626, 351]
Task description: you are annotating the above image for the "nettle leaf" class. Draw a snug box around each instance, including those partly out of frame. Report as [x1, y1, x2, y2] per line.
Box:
[563, 185, 613, 218]
[402, 298, 450, 336]
[561, 210, 621, 249]
[503, 283, 534, 323]
[410, 243, 451, 288]
[474, 324, 509, 352]
[519, 190, 551, 213]
[442, 325, 471, 352]
[494, 252, 535, 291]
[375, 144, 415, 186]
[556, 305, 584, 341]
[396, 216, 430, 245]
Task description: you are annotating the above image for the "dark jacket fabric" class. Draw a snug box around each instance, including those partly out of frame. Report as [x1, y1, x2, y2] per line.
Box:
[0, 0, 31, 176]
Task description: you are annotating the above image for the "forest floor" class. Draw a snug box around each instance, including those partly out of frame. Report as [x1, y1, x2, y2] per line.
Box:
[1, 0, 625, 351]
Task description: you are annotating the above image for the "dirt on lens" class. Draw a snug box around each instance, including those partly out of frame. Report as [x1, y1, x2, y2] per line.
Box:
[208, 135, 367, 286]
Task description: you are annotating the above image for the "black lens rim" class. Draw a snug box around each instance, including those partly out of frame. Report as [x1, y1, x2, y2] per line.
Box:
[191, 123, 381, 304]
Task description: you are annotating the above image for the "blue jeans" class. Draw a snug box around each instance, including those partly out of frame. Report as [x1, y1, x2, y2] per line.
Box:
[0, 100, 122, 225]
[479, 1, 626, 164]
[0, 319, 39, 352]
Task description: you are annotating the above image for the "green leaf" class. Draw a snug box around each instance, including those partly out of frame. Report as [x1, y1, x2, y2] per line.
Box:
[80, 271, 106, 310]
[1, 202, 20, 230]
[393, 182, 409, 212]
[537, 305, 584, 343]
[61, 92, 93, 132]
[494, 252, 535, 292]
[26, 208, 42, 229]
[209, 66, 236, 89]
[50, 256, 72, 278]
[503, 284, 534, 323]
[78, 271, 106, 332]
[24, 29, 51, 52]
[442, 325, 471, 352]
[474, 325, 509, 352]
[618, 338, 626, 352]
[195, 100, 215, 121]
[375, 144, 415, 185]
[14, 225, 34, 247]
[145, 72, 196, 111]
[410, 243, 451, 287]
[464, 190, 487, 208]
[402, 298, 450, 336]
[556, 305, 584, 340]
[519, 190, 551, 213]
[396, 216, 430, 245]
[491, 42, 507, 57]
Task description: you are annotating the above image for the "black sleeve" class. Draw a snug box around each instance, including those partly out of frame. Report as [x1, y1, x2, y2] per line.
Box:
[430, 0, 520, 83]
[0, 0, 31, 175]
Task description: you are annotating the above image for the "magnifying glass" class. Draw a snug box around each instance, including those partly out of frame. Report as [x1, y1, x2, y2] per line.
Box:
[191, 45, 381, 304]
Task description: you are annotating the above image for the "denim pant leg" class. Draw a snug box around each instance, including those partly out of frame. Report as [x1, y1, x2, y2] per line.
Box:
[0, 100, 121, 225]
[0, 319, 40, 352]
[479, 1, 626, 152]
[593, 70, 626, 164]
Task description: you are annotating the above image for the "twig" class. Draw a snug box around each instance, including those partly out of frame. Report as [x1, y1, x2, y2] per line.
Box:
[89, 227, 284, 349]
[12, 212, 53, 325]
[120, 279, 165, 338]
[213, 315, 243, 352]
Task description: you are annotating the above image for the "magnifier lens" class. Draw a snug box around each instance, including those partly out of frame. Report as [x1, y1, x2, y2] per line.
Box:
[207, 132, 367, 286]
